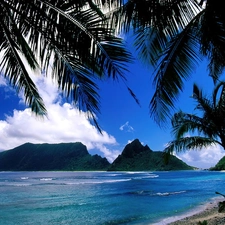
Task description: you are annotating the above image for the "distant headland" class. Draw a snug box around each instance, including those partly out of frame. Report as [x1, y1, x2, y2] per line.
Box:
[0, 139, 195, 171]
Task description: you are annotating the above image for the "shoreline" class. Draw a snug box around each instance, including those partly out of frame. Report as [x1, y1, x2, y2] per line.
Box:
[152, 196, 225, 225]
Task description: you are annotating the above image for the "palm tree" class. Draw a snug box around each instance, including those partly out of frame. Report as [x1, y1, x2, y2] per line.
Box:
[3, 1, 225, 130]
[0, 0, 135, 130]
[164, 81, 225, 156]
[107, 0, 225, 125]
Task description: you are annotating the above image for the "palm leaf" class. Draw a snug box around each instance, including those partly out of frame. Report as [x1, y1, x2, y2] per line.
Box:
[213, 81, 225, 109]
[0, 7, 46, 116]
[149, 21, 201, 125]
[172, 111, 203, 138]
[172, 110, 219, 140]
[166, 81, 225, 158]
[198, 0, 225, 81]
[164, 136, 218, 154]
[111, 0, 201, 34]
[133, 26, 168, 67]
[0, 0, 134, 129]
[107, 1, 206, 125]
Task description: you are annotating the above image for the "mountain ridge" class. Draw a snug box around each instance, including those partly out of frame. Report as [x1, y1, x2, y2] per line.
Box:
[0, 142, 110, 171]
[108, 139, 194, 171]
[210, 155, 225, 171]
[0, 139, 194, 171]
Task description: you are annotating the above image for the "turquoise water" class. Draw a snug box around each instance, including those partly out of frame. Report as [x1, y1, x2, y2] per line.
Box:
[0, 171, 225, 225]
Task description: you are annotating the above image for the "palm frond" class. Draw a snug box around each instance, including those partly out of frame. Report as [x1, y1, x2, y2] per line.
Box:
[0, 0, 135, 130]
[164, 136, 218, 154]
[213, 81, 225, 110]
[127, 87, 140, 106]
[39, 0, 133, 77]
[177, 83, 225, 137]
[111, 0, 201, 35]
[193, 83, 202, 99]
[106, 1, 205, 126]
[149, 21, 201, 125]
[0, 8, 46, 116]
[192, 84, 224, 136]
[193, 83, 213, 112]
[172, 111, 203, 138]
[53, 52, 100, 114]
[133, 26, 168, 67]
[198, 0, 225, 81]
[168, 81, 225, 157]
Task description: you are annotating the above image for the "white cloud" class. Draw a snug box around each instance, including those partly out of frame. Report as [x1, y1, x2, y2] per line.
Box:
[163, 133, 225, 169]
[93, 143, 120, 163]
[127, 139, 144, 146]
[119, 121, 134, 132]
[0, 75, 118, 162]
[175, 144, 225, 169]
[0, 76, 6, 86]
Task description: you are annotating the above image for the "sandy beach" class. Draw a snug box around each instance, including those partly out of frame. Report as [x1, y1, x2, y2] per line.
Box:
[168, 197, 225, 225]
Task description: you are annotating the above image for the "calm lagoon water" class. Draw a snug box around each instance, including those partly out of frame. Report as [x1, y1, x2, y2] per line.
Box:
[0, 171, 225, 225]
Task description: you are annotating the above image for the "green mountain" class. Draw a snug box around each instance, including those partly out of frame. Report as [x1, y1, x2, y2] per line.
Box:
[108, 139, 194, 171]
[0, 139, 193, 171]
[210, 156, 225, 171]
[0, 142, 110, 171]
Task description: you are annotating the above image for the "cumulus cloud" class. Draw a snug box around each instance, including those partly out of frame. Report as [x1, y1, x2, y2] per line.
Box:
[119, 121, 134, 132]
[175, 144, 225, 169]
[163, 133, 225, 169]
[0, 74, 118, 162]
[93, 143, 121, 163]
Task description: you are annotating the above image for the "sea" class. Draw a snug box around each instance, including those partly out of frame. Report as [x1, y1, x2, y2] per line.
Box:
[0, 170, 225, 225]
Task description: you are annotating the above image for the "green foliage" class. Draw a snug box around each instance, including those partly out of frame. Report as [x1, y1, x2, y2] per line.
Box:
[210, 156, 225, 171]
[165, 81, 225, 158]
[215, 192, 225, 213]
[218, 201, 225, 213]
[108, 0, 225, 125]
[108, 139, 193, 171]
[0, 140, 193, 171]
[0, 143, 110, 171]
[197, 221, 207, 225]
[0, 1, 135, 130]
[3, 0, 225, 129]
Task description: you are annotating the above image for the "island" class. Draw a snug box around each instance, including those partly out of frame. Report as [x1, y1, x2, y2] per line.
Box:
[107, 139, 193, 171]
[0, 139, 194, 171]
[0, 142, 110, 171]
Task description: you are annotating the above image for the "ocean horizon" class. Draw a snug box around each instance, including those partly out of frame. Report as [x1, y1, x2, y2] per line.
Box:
[0, 170, 225, 224]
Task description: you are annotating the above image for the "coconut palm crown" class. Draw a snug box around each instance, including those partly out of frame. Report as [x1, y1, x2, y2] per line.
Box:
[164, 81, 225, 156]
[0, 0, 135, 130]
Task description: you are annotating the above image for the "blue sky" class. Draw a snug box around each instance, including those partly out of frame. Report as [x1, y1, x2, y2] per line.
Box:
[0, 47, 225, 169]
